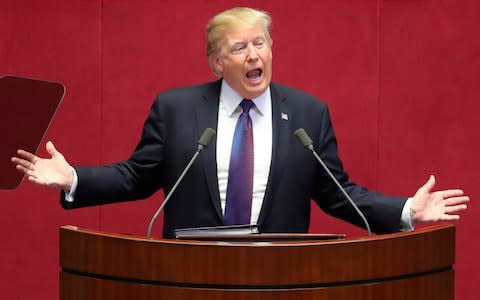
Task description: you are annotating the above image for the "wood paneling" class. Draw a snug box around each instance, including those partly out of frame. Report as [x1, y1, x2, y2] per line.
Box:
[60, 224, 455, 299]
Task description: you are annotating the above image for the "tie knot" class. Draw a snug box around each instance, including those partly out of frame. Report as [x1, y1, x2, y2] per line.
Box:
[240, 99, 254, 113]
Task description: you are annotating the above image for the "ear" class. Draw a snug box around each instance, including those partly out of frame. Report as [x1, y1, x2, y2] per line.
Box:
[209, 53, 224, 76]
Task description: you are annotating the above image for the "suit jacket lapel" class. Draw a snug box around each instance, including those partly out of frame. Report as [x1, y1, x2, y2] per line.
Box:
[194, 81, 292, 226]
[257, 83, 292, 227]
[195, 80, 223, 221]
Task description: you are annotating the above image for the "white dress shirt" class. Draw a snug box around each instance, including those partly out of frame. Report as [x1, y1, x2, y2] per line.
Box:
[216, 80, 272, 225]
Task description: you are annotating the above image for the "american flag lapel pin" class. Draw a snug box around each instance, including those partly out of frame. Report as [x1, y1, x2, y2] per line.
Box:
[281, 112, 288, 121]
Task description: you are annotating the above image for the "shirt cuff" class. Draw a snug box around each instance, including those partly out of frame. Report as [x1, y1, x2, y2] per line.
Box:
[63, 167, 78, 203]
[400, 198, 415, 231]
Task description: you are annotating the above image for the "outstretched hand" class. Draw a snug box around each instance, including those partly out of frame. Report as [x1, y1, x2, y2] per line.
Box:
[411, 175, 469, 224]
[11, 141, 74, 191]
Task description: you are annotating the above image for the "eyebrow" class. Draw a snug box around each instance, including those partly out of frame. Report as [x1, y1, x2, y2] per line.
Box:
[230, 36, 265, 46]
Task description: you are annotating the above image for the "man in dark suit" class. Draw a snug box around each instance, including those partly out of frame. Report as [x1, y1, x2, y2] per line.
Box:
[11, 7, 468, 238]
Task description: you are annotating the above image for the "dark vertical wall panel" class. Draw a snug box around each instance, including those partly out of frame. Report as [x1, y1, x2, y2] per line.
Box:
[269, 1, 381, 236]
[0, 0, 102, 299]
[378, 1, 480, 298]
[97, 0, 219, 236]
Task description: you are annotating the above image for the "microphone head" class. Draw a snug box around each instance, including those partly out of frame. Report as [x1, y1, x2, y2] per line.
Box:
[294, 128, 313, 148]
[198, 128, 216, 148]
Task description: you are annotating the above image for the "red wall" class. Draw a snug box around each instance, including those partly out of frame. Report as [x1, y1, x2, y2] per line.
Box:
[1, 0, 479, 299]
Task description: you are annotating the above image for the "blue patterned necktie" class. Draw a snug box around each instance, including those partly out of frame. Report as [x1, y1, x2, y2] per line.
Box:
[224, 99, 254, 225]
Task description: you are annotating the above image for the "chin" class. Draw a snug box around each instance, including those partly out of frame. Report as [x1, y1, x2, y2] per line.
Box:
[245, 83, 269, 97]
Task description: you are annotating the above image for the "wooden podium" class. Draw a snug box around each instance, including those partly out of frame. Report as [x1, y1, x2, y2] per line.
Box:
[60, 224, 455, 299]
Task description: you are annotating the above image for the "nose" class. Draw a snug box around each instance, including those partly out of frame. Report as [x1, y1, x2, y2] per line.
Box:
[246, 43, 259, 62]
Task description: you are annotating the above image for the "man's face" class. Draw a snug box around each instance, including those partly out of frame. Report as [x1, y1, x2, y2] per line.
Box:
[212, 24, 272, 99]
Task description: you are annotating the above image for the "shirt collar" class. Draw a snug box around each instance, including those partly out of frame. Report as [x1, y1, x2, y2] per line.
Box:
[220, 79, 270, 117]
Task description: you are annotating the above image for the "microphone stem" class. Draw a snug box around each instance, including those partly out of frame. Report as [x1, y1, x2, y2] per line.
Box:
[308, 146, 372, 236]
[147, 149, 202, 237]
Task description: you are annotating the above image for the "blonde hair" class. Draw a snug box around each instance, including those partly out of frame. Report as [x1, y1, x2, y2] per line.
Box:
[206, 7, 272, 75]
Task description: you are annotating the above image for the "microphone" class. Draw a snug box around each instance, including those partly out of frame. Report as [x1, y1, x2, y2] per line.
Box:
[294, 128, 372, 236]
[146, 128, 216, 237]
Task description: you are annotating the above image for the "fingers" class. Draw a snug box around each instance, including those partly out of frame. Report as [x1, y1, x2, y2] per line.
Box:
[443, 196, 470, 206]
[15, 163, 35, 175]
[441, 195, 468, 220]
[440, 214, 460, 221]
[14, 149, 37, 163]
[11, 142, 62, 175]
[46, 141, 57, 157]
[444, 205, 468, 214]
[46, 141, 65, 160]
[11, 156, 35, 171]
[419, 175, 436, 193]
[14, 164, 28, 174]
[11, 150, 38, 177]
[438, 189, 465, 199]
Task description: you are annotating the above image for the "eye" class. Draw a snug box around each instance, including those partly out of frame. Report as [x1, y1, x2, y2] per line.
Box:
[231, 43, 246, 54]
[254, 38, 265, 48]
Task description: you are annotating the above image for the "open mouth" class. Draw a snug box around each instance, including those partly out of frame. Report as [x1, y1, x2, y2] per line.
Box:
[246, 68, 262, 81]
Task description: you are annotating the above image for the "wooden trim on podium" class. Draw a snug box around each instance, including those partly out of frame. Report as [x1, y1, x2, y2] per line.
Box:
[60, 224, 455, 299]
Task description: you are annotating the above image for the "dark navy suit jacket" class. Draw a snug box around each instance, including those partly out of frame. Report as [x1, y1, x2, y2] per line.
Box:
[61, 80, 406, 238]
